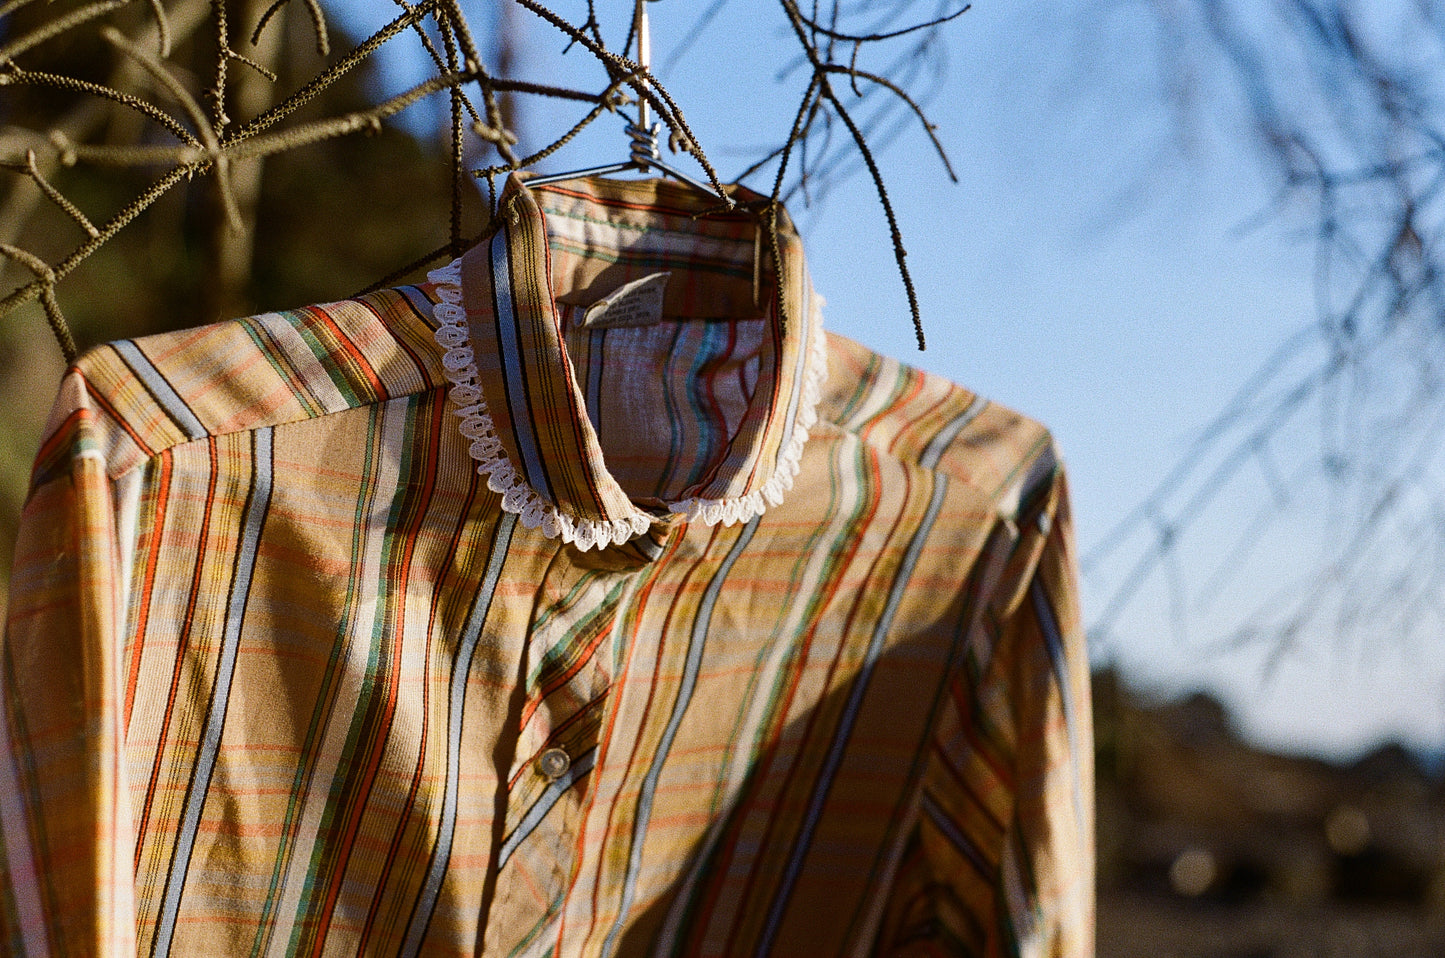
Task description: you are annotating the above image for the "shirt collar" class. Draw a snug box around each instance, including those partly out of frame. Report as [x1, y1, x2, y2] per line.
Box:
[426, 174, 827, 552]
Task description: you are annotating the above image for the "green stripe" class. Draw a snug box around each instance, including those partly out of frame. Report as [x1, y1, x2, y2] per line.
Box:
[529, 578, 627, 691]
[664, 431, 877, 946]
[239, 318, 326, 419]
[248, 401, 386, 957]
[292, 394, 431, 950]
[285, 307, 369, 409]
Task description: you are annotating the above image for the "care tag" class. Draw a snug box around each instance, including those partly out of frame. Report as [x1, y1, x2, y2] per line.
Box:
[580, 272, 671, 329]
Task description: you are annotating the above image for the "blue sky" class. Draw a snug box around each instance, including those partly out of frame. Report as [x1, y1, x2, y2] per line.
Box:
[337, 0, 1445, 759]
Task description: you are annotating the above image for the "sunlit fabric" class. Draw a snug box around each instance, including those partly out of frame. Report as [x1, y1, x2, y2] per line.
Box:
[2, 176, 1092, 957]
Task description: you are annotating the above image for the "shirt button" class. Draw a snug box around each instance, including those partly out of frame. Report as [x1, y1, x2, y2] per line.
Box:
[536, 747, 571, 781]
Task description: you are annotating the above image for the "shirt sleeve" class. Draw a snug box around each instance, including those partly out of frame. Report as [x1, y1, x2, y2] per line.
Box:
[1, 370, 139, 956]
[874, 463, 1095, 958]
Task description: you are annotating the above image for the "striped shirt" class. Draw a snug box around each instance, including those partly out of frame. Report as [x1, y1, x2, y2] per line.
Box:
[2, 176, 1093, 956]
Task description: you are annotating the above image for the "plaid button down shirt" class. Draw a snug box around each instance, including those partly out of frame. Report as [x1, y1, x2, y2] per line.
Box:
[2, 176, 1093, 956]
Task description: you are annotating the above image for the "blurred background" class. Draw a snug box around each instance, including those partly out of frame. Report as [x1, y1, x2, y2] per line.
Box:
[4, 1, 1445, 954]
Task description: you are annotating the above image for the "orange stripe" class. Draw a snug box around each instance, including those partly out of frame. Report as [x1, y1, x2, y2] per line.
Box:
[124, 448, 172, 731]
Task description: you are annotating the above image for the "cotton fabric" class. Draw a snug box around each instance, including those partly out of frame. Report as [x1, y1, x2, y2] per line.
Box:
[2, 176, 1092, 956]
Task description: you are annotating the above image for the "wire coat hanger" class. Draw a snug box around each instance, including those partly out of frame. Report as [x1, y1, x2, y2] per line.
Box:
[526, 0, 720, 195]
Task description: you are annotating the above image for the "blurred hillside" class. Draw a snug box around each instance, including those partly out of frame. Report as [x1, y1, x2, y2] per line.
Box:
[1096, 668, 1445, 957]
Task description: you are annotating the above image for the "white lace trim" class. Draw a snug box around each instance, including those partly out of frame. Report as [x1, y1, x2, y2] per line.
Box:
[427, 258, 827, 550]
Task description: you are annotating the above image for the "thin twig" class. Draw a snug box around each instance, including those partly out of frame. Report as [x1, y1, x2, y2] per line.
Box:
[825, 83, 923, 348]
[661, 0, 733, 75]
[0, 243, 76, 361]
[0, 162, 194, 321]
[1, 0, 967, 361]
[394, 0, 483, 128]
[100, 26, 217, 150]
[488, 78, 619, 104]
[778, 0, 926, 347]
[1, 150, 100, 236]
[512, 0, 734, 206]
[772, 77, 821, 202]
[50, 138, 203, 165]
[438, 12, 467, 254]
[435, 0, 485, 71]
[472, 79, 628, 179]
[0, 0, 129, 65]
[209, 0, 230, 132]
[147, 0, 171, 57]
[441, 8, 517, 167]
[98, 24, 242, 232]
[0, 0, 45, 19]
[230, 0, 441, 141]
[791, 2, 969, 43]
[0, 66, 200, 145]
[250, 0, 330, 57]
[221, 72, 468, 161]
[301, 0, 331, 57]
[822, 64, 956, 181]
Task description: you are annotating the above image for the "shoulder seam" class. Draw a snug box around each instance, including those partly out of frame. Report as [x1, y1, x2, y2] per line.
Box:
[69, 287, 445, 478]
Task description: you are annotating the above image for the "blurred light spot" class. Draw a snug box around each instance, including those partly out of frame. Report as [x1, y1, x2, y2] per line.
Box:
[1169, 846, 1216, 897]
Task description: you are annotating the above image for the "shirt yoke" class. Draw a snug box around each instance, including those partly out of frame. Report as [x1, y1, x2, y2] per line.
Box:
[819, 331, 1061, 521]
[28, 293, 1061, 533]
[29, 286, 445, 490]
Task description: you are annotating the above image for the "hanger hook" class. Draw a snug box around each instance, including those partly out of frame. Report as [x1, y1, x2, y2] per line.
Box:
[631, 0, 662, 165]
[528, 0, 721, 197]
[633, 0, 654, 132]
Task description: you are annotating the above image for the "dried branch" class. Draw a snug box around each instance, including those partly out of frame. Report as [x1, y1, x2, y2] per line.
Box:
[0, 64, 201, 144]
[0, 0, 130, 65]
[1078, 0, 1445, 660]
[99, 22, 242, 231]
[0, 0, 45, 19]
[252, 0, 328, 57]
[231, 0, 441, 141]
[511, 0, 733, 206]
[821, 64, 956, 181]
[793, 2, 970, 43]
[99, 26, 217, 147]
[0, 244, 76, 361]
[472, 79, 629, 180]
[1, 149, 99, 237]
[777, 0, 926, 348]
[146, 0, 171, 56]
[0, 163, 194, 321]
[0, 0, 969, 363]
[394, 0, 484, 130]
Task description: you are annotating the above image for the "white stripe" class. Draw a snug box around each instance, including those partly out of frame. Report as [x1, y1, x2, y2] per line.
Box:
[153, 427, 273, 958]
[496, 746, 596, 868]
[251, 312, 351, 414]
[600, 519, 759, 958]
[113, 340, 207, 441]
[755, 470, 949, 956]
[113, 469, 144, 640]
[399, 512, 518, 958]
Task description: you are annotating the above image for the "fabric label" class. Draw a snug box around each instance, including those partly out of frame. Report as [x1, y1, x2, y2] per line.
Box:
[580, 272, 671, 329]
